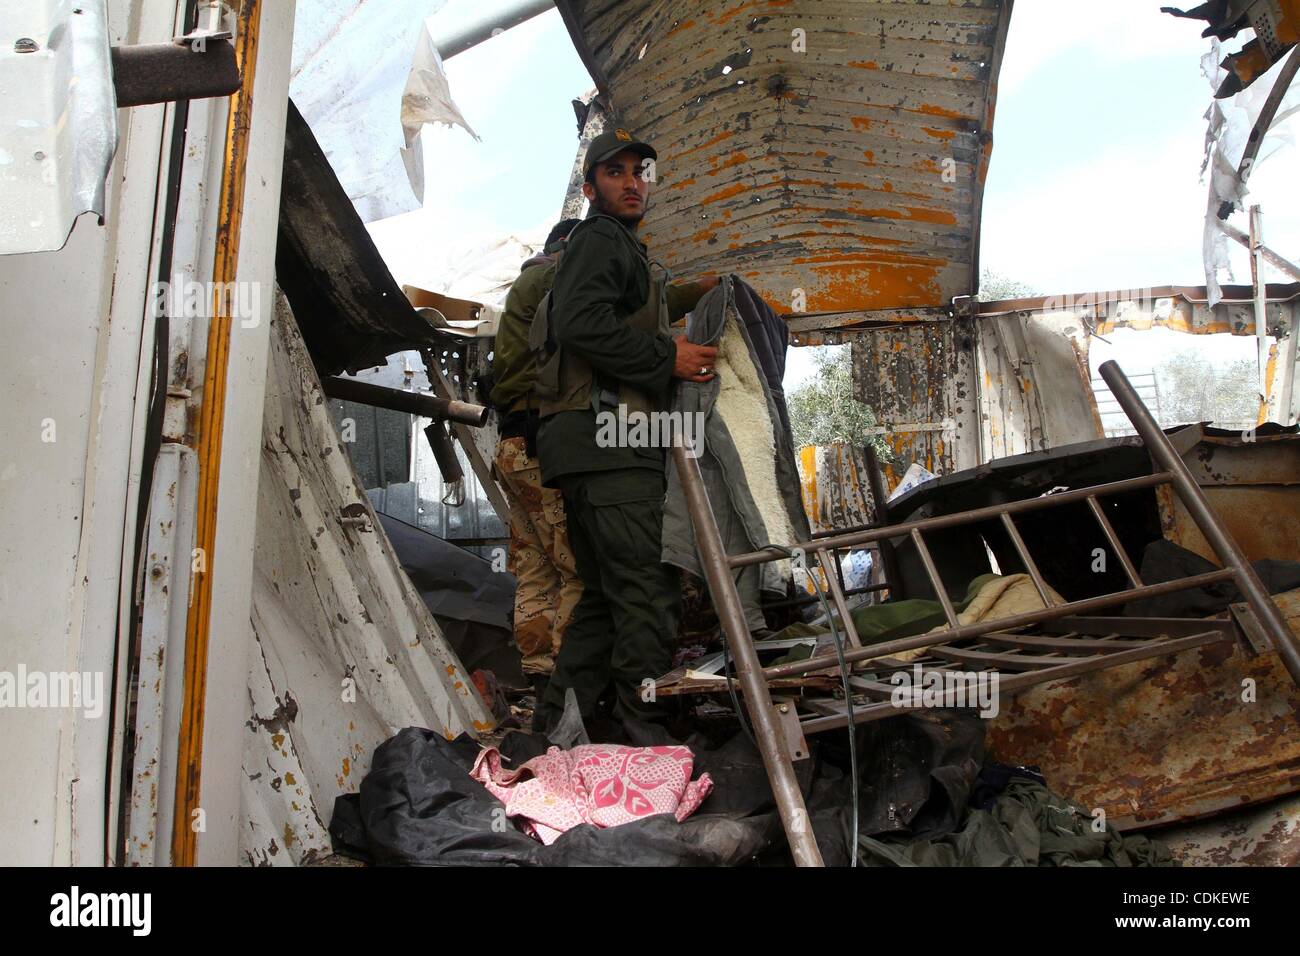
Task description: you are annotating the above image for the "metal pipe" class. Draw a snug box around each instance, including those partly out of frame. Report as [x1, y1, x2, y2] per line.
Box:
[423, 422, 464, 484]
[1249, 205, 1271, 420]
[998, 512, 1054, 606]
[322, 376, 488, 426]
[762, 568, 1236, 680]
[433, 0, 555, 59]
[111, 40, 242, 107]
[1100, 360, 1300, 689]
[1085, 495, 1143, 588]
[910, 529, 959, 627]
[800, 630, 1229, 734]
[762, 582, 888, 611]
[672, 444, 824, 867]
[730, 472, 1173, 569]
[815, 550, 863, 648]
[1220, 218, 1300, 282]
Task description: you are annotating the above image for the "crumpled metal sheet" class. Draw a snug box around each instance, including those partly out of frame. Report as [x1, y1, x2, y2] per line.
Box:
[0, 0, 117, 255]
[239, 292, 492, 866]
[555, 0, 1012, 324]
[985, 587, 1300, 834]
[290, 0, 475, 222]
[851, 320, 981, 482]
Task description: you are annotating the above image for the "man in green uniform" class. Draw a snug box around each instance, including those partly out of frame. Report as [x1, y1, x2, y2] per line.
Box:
[534, 128, 719, 731]
[490, 220, 584, 713]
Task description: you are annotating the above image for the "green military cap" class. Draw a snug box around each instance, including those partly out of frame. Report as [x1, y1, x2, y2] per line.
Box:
[583, 127, 657, 178]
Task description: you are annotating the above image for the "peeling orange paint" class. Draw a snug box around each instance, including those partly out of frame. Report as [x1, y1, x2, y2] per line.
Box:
[922, 128, 956, 141]
[851, 117, 873, 130]
[716, 0, 791, 26]
[848, 60, 879, 70]
[849, 205, 957, 226]
[700, 182, 748, 203]
[711, 151, 749, 170]
[676, 130, 734, 159]
[918, 103, 964, 119]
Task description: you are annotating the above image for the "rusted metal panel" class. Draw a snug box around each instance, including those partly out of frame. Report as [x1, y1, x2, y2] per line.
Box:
[797, 443, 876, 533]
[555, 0, 1012, 326]
[851, 320, 981, 484]
[1159, 431, 1300, 563]
[985, 588, 1300, 832]
[1157, 791, 1300, 866]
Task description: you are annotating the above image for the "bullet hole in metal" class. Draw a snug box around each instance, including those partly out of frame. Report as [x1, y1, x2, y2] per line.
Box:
[14, 38, 38, 53]
[638, 42, 648, 60]
[766, 74, 790, 98]
[34, 151, 45, 160]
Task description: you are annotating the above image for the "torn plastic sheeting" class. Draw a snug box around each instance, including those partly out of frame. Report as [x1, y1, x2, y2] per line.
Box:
[290, 0, 478, 223]
[1200, 39, 1300, 304]
[399, 25, 480, 214]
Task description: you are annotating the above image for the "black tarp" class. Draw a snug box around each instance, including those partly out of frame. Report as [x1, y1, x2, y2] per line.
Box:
[328, 708, 1170, 866]
[1125, 539, 1300, 618]
[378, 513, 524, 688]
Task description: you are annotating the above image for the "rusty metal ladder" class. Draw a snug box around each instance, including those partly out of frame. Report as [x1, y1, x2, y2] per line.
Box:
[672, 361, 1300, 867]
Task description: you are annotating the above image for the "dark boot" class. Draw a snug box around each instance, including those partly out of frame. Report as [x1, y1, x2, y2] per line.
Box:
[530, 673, 550, 732]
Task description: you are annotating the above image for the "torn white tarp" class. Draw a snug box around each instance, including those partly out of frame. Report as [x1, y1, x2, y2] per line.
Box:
[1200, 40, 1300, 304]
[400, 26, 480, 214]
[424, 231, 547, 305]
[290, 0, 478, 223]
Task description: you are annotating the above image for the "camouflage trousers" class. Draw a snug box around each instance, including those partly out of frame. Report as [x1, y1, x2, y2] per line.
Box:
[494, 436, 583, 675]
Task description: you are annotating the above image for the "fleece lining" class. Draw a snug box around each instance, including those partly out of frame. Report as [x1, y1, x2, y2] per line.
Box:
[712, 303, 798, 571]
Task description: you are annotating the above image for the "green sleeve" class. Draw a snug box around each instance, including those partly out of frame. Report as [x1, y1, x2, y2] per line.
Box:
[489, 263, 553, 409]
[551, 219, 676, 395]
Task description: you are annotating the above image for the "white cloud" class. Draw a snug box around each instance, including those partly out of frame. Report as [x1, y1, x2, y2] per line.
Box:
[999, 0, 1211, 95]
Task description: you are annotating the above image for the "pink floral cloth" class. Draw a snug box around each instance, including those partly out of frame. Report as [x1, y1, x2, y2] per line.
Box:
[470, 743, 714, 845]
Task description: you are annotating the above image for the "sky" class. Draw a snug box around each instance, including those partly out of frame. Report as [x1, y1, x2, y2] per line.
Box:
[366, 1, 1300, 393]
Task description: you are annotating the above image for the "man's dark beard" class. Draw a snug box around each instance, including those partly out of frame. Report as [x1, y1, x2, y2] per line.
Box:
[593, 191, 645, 228]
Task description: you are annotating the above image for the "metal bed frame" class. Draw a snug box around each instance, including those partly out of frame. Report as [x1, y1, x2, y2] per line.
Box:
[672, 361, 1300, 867]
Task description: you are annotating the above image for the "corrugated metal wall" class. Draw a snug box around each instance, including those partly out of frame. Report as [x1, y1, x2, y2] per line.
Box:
[558, 0, 1011, 325]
